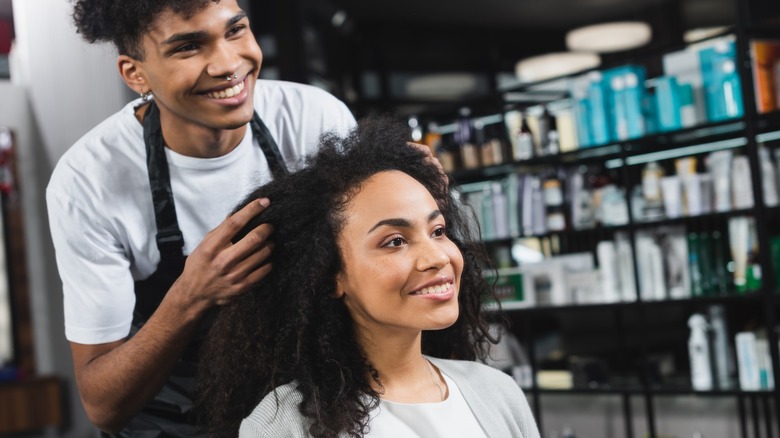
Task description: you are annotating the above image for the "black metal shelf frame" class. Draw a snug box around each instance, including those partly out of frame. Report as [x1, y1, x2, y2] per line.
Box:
[461, 3, 780, 436]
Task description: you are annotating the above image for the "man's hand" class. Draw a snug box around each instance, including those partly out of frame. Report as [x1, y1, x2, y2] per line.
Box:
[408, 141, 449, 188]
[174, 198, 274, 312]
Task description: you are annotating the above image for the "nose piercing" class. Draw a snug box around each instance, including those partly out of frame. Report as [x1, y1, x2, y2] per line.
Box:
[226, 73, 238, 81]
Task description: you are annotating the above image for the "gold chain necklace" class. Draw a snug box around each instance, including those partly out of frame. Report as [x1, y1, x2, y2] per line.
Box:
[425, 358, 445, 402]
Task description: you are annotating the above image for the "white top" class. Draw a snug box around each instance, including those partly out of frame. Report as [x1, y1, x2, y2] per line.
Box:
[46, 80, 356, 344]
[239, 358, 540, 438]
[368, 373, 489, 438]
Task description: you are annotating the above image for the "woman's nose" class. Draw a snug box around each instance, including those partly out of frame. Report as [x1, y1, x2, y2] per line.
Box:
[416, 240, 450, 271]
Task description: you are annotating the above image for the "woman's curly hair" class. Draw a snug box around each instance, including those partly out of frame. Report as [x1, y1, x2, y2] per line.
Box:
[72, 0, 219, 59]
[195, 116, 501, 438]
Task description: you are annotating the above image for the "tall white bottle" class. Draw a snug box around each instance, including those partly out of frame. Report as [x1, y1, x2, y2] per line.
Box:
[708, 305, 733, 389]
[688, 314, 713, 391]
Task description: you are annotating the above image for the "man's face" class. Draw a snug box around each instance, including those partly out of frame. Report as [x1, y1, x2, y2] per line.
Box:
[135, 0, 263, 131]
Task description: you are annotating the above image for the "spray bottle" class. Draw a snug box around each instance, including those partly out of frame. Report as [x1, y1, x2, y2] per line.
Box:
[688, 314, 713, 390]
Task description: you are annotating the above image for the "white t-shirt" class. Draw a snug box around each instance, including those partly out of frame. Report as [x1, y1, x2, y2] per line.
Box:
[47, 80, 356, 344]
[368, 373, 489, 438]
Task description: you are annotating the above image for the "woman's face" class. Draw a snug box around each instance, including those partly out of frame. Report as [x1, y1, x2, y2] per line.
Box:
[336, 170, 464, 339]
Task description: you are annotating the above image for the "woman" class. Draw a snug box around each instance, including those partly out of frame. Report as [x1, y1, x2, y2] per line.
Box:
[196, 117, 540, 438]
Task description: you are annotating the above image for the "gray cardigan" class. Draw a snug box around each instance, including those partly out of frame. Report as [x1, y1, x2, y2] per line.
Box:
[239, 357, 541, 438]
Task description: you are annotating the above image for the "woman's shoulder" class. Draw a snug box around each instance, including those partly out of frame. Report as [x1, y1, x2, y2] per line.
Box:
[429, 358, 541, 438]
[428, 357, 524, 402]
[239, 383, 310, 438]
[430, 357, 515, 383]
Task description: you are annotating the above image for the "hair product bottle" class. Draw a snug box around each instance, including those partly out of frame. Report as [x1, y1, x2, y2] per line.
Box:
[689, 313, 713, 391]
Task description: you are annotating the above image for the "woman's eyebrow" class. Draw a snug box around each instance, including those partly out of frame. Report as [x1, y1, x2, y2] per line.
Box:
[368, 218, 411, 235]
[367, 210, 442, 235]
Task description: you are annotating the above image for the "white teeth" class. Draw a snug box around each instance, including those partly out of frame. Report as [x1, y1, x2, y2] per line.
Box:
[206, 80, 244, 99]
[412, 283, 452, 295]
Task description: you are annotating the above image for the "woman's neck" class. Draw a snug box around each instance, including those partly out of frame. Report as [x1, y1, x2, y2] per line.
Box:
[361, 332, 446, 403]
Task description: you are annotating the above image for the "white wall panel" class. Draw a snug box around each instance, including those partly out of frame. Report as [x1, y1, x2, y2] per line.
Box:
[11, 0, 129, 165]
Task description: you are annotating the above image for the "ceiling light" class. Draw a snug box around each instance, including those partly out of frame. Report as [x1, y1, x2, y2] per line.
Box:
[405, 73, 480, 98]
[515, 52, 601, 83]
[683, 26, 730, 43]
[566, 21, 652, 53]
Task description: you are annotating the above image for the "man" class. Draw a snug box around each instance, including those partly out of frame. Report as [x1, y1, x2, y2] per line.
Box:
[46, 0, 355, 436]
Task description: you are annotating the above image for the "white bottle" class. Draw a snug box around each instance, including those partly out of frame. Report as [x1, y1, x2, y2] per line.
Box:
[688, 314, 713, 391]
[707, 305, 732, 389]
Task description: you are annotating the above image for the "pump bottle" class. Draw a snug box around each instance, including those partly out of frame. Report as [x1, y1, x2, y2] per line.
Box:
[688, 313, 713, 390]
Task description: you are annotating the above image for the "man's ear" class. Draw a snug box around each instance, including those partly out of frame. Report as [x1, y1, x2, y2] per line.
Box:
[118, 55, 149, 95]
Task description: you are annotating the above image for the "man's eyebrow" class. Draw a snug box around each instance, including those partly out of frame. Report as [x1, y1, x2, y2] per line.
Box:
[226, 12, 247, 28]
[161, 31, 207, 47]
[367, 210, 442, 235]
[160, 12, 248, 46]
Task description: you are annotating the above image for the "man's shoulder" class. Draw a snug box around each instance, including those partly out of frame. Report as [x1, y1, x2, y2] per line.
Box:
[254, 79, 339, 101]
[48, 101, 144, 195]
[253, 80, 353, 119]
[59, 100, 142, 163]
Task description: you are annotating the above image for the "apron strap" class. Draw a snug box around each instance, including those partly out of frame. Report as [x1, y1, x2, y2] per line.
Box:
[142, 101, 185, 264]
[250, 111, 289, 178]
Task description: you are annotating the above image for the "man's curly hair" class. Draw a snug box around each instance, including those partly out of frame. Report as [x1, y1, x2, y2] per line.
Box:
[72, 0, 219, 59]
[195, 116, 501, 438]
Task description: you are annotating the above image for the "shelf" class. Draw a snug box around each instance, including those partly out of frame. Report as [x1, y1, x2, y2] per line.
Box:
[756, 110, 780, 142]
[535, 387, 776, 397]
[487, 292, 764, 315]
[536, 387, 642, 395]
[485, 299, 635, 314]
[649, 388, 777, 397]
[474, 207, 754, 247]
[631, 207, 757, 230]
[614, 121, 748, 168]
[449, 119, 748, 183]
[477, 224, 630, 245]
[0, 377, 63, 434]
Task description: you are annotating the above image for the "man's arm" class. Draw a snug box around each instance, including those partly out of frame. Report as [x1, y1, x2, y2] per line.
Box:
[68, 199, 273, 433]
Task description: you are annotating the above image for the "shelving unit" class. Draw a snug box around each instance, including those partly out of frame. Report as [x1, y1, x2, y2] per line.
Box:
[435, 2, 780, 437]
[0, 128, 63, 434]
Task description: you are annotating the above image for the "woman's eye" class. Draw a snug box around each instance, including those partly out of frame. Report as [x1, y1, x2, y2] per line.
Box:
[432, 227, 446, 237]
[385, 237, 406, 248]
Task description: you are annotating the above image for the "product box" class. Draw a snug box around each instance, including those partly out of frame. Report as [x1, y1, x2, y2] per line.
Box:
[554, 105, 579, 153]
[0, 20, 11, 55]
[569, 75, 595, 148]
[735, 332, 761, 390]
[663, 44, 711, 126]
[459, 179, 517, 241]
[585, 73, 613, 145]
[503, 174, 520, 238]
[521, 253, 594, 306]
[750, 39, 780, 114]
[574, 98, 594, 148]
[655, 76, 684, 131]
[457, 181, 492, 240]
[603, 65, 648, 140]
[635, 227, 691, 300]
[699, 39, 744, 121]
[486, 267, 528, 304]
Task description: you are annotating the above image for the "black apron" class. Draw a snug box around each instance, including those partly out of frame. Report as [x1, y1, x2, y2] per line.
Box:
[103, 101, 288, 438]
